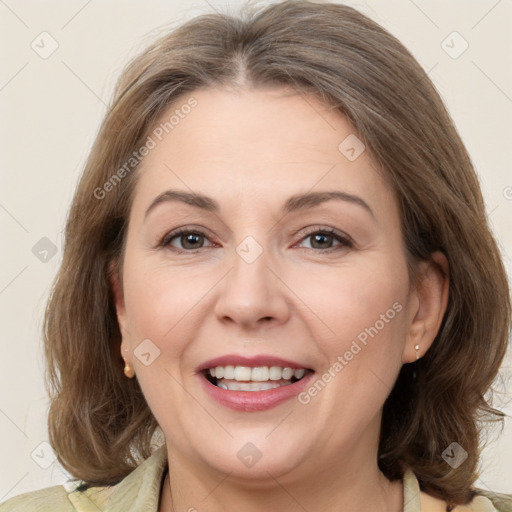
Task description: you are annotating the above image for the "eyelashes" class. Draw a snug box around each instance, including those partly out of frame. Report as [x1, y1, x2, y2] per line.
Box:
[298, 227, 353, 251]
[158, 226, 354, 253]
[160, 229, 216, 251]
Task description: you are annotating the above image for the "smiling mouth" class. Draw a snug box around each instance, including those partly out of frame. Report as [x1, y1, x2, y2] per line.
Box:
[203, 365, 314, 392]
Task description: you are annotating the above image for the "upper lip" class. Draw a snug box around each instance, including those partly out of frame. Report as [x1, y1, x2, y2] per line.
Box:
[197, 354, 313, 373]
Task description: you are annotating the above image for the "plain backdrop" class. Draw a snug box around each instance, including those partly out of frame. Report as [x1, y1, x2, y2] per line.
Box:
[0, 0, 511, 501]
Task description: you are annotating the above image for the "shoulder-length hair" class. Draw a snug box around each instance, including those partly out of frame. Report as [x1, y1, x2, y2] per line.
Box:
[44, 0, 510, 505]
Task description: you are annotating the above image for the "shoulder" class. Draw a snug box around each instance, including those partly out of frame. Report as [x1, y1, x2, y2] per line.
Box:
[0, 445, 168, 512]
[0, 485, 71, 512]
[419, 487, 512, 512]
[404, 468, 512, 512]
[0, 483, 114, 512]
[423, 488, 512, 512]
[467, 490, 512, 512]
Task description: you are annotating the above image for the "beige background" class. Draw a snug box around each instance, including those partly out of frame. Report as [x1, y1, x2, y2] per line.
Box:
[0, 0, 511, 501]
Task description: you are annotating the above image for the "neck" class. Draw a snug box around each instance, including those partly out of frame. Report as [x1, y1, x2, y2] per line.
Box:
[159, 448, 403, 512]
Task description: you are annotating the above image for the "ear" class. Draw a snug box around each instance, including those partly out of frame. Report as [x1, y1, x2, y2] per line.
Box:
[109, 260, 130, 354]
[402, 252, 449, 363]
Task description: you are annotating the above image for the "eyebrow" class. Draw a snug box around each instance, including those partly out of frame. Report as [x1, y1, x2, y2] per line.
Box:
[144, 189, 374, 220]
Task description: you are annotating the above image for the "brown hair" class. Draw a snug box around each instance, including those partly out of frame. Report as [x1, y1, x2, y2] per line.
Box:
[44, 0, 510, 505]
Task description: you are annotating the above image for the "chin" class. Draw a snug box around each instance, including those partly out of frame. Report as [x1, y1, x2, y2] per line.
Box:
[196, 437, 307, 482]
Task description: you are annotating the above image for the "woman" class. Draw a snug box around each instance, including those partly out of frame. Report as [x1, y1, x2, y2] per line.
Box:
[1, 1, 510, 511]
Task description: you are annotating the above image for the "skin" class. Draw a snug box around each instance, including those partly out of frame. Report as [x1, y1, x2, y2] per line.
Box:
[112, 86, 449, 512]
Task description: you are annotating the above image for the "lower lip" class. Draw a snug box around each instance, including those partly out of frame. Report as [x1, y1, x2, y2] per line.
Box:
[198, 372, 315, 412]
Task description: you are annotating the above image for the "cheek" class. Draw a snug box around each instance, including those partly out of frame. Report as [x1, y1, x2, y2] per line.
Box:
[120, 256, 202, 407]
[122, 253, 207, 340]
[291, 259, 409, 353]
[298, 263, 409, 417]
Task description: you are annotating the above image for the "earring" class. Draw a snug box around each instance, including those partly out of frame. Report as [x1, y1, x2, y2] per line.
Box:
[123, 360, 135, 378]
[412, 344, 421, 380]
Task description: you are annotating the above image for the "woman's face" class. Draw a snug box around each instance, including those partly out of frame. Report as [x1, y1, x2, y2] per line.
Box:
[115, 86, 424, 481]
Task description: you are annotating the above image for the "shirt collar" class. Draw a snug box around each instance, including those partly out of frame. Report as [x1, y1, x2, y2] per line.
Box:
[104, 444, 168, 512]
[403, 467, 422, 512]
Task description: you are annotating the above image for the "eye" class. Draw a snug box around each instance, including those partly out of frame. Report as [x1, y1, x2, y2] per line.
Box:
[160, 229, 214, 251]
[159, 226, 353, 253]
[296, 228, 353, 251]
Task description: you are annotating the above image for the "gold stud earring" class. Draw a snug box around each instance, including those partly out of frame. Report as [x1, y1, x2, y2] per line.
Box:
[123, 360, 135, 379]
[414, 344, 420, 360]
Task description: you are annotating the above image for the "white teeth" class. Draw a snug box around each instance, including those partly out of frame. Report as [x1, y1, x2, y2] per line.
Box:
[294, 368, 305, 379]
[251, 367, 269, 381]
[269, 366, 282, 380]
[209, 365, 236, 379]
[282, 367, 294, 380]
[234, 366, 252, 381]
[223, 365, 235, 379]
[207, 365, 308, 383]
[217, 380, 293, 392]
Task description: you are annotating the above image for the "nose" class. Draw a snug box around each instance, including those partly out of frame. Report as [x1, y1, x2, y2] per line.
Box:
[214, 247, 291, 331]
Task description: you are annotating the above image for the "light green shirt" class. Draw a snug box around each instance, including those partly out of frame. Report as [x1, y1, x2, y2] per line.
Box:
[1, 445, 511, 511]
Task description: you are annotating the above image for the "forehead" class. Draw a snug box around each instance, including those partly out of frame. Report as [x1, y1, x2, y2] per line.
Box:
[132, 86, 395, 217]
